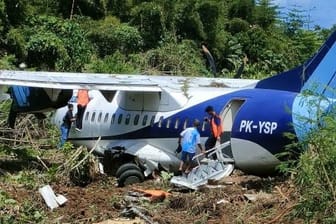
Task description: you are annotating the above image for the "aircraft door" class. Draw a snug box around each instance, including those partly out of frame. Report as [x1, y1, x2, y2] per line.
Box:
[219, 99, 246, 156]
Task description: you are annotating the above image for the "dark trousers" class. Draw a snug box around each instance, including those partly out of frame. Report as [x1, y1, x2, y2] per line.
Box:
[205, 136, 217, 159]
[205, 136, 217, 150]
[8, 104, 17, 129]
[76, 105, 86, 129]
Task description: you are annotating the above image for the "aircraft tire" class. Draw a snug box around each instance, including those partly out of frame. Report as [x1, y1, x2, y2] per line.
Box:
[118, 169, 144, 187]
[115, 163, 142, 178]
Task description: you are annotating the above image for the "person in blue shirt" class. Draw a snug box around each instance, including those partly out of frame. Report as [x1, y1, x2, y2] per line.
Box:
[178, 119, 204, 173]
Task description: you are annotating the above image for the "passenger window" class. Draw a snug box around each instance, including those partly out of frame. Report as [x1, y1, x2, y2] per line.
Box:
[158, 116, 164, 128]
[150, 115, 155, 127]
[111, 113, 115, 125]
[91, 112, 96, 122]
[125, 114, 131, 125]
[174, 118, 180, 129]
[84, 112, 89, 121]
[183, 118, 189, 129]
[202, 120, 207, 131]
[134, 114, 139, 125]
[98, 112, 102, 122]
[166, 118, 171, 128]
[142, 115, 148, 126]
[118, 114, 123, 124]
[104, 113, 109, 123]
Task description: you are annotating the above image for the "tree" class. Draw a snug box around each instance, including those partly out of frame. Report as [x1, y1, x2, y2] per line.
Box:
[4, 0, 29, 26]
[58, 0, 107, 19]
[87, 17, 143, 57]
[228, 0, 255, 24]
[254, 0, 277, 29]
[24, 16, 92, 71]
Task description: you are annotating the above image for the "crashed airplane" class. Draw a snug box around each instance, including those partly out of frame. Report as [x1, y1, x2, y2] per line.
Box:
[1, 30, 336, 188]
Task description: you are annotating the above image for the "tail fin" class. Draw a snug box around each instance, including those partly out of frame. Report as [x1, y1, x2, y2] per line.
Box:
[256, 31, 336, 97]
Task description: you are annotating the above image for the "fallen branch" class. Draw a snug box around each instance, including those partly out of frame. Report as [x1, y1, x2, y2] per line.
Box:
[266, 204, 296, 224]
[70, 136, 101, 171]
[275, 186, 289, 201]
[36, 155, 49, 171]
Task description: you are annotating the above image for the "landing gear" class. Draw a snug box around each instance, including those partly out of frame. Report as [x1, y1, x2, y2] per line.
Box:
[116, 163, 142, 178]
[116, 163, 144, 187]
[103, 148, 146, 187]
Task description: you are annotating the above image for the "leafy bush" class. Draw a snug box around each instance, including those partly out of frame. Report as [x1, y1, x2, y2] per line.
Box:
[280, 94, 336, 223]
[136, 39, 210, 76]
[6, 28, 27, 60]
[0, 54, 16, 69]
[0, 190, 46, 223]
[88, 21, 143, 57]
[292, 114, 336, 223]
[227, 18, 250, 34]
[3, 16, 93, 71]
[26, 31, 66, 70]
[85, 51, 138, 74]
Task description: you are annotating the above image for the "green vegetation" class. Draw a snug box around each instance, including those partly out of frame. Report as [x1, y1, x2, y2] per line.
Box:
[0, 0, 334, 77]
[278, 93, 336, 223]
[1, 1, 336, 222]
[0, 190, 45, 223]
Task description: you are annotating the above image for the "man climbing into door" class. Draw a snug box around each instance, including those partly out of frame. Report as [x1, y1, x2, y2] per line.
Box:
[178, 119, 204, 174]
[76, 89, 90, 131]
[204, 105, 223, 154]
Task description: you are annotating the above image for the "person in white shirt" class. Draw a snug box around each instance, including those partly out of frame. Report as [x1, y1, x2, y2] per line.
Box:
[178, 119, 204, 173]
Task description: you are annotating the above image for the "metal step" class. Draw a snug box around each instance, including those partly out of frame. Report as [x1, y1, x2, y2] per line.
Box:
[170, 141, 235, 190]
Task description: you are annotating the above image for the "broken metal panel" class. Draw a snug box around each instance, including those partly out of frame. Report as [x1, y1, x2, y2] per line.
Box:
[38, 185, 67, 210]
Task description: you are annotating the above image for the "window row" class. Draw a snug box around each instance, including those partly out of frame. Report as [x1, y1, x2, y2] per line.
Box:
[84, 111, 208, 131]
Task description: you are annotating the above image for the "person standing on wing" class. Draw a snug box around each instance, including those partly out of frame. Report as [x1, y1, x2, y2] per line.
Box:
[204, 106, 223, 152]
[178, 119, 204, 174]
[76, 89, 90, 131]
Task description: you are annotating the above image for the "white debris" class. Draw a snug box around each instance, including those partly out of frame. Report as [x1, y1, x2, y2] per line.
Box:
[38, 185, 67, 210]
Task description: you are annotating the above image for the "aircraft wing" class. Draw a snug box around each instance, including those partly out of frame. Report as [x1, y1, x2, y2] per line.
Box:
[0, 70, 162, 92]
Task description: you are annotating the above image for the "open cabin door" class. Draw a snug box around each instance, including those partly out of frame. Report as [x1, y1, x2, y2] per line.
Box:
[219, 99, 246, 156]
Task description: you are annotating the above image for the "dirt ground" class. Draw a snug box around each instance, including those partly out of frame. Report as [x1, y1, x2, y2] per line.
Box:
[0, 160, 302, 224]
[0, 113, 303, 223]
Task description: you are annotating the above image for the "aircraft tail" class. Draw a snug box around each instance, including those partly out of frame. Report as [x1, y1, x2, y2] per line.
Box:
[256, 31, 336, 97]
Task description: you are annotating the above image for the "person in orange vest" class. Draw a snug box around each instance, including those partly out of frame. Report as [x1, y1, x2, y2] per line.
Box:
[76, 89, 90, 131]
[204, 106, 223, 153]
